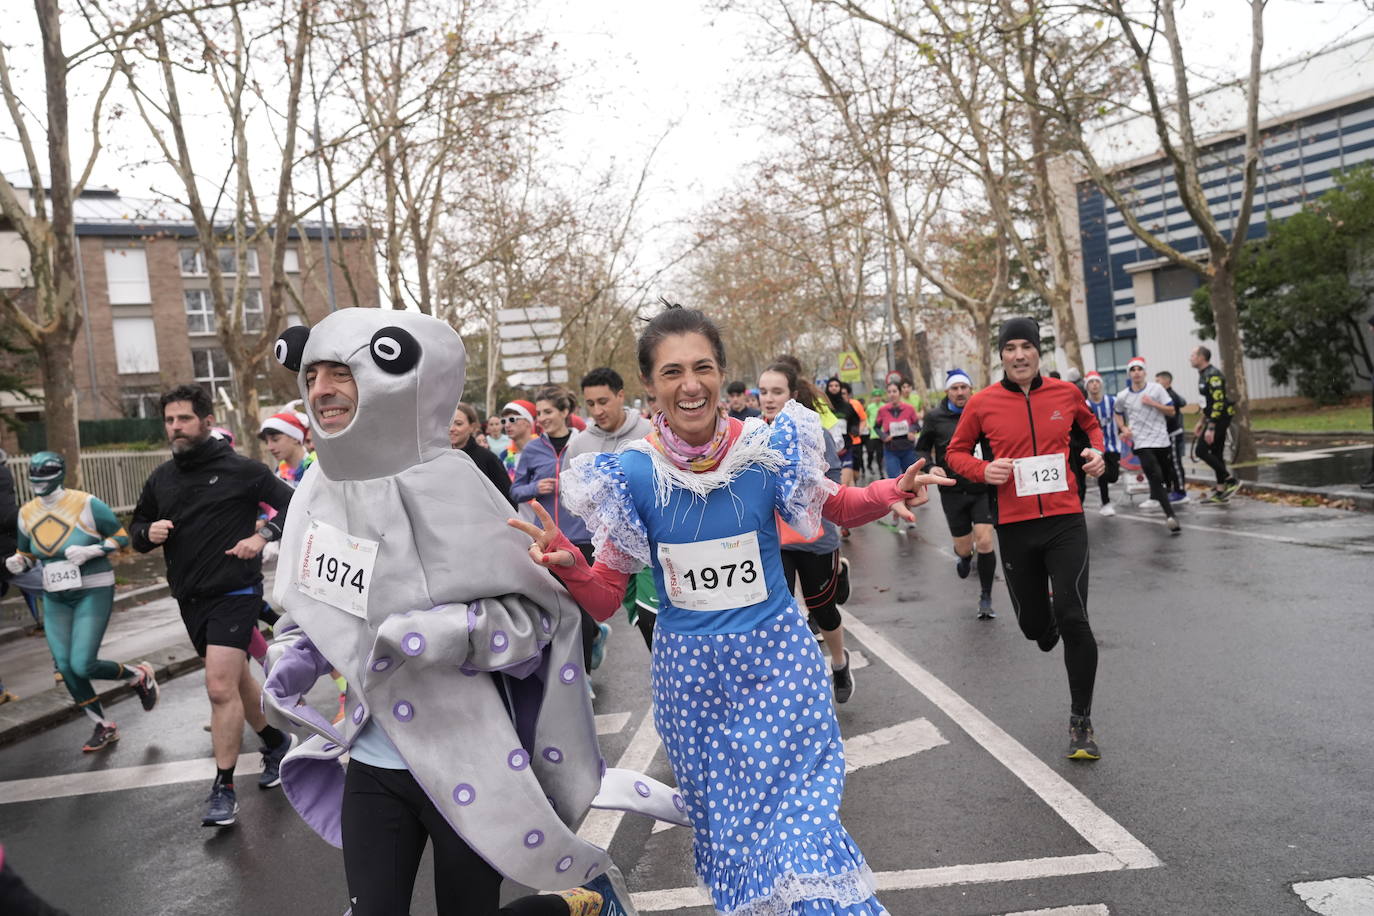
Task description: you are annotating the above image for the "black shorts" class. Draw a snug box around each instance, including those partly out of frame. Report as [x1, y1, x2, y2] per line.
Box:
[939, 488, 992, 538]
[178, 593, 261, 657]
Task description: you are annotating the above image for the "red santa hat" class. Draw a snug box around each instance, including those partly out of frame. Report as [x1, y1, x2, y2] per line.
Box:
[501, 400, 537, 425]
[1127, 356, 1147, 370]
[258, 410, 309, 442]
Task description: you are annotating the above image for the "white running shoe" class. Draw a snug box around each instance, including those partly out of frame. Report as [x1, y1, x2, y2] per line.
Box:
[1099, 503, 1116, 517]
[1138, 499, 1160, 511]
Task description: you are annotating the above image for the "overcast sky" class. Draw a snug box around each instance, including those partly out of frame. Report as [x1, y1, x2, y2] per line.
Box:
[5, 0, 1372, 227]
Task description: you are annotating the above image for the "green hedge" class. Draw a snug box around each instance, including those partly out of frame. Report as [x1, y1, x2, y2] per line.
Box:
[19, 417, 164, 453]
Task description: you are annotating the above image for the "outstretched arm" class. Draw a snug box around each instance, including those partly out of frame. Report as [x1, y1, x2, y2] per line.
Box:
[508, 502, 629, 622]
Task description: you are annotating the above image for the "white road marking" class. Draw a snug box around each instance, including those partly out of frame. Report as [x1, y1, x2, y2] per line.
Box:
[633, 855, 1127, 911]
[1292, 875, 1374, 915]
[0, 755, 264, 806]
[1113, 511, 1374, 554]
[578, 710, 663, 849]
[844, 717, 947, 773]
[1003, 906, 1110, 916]
[596, 712, 631, 735]
[842, 612, 1161, 872]
[647, 717, 945, 836]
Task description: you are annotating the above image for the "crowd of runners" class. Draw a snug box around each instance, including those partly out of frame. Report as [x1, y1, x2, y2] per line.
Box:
[0, 308, 1246, 915]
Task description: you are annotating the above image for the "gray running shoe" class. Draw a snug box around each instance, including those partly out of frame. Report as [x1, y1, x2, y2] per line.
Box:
[82, 722, 118, 752]
[1067, 715, 1100, 761]
[977, 595, 996, 620]
[131, 661, 159, 711]
[832, 650, 855, 704]
[202, 783, 239, 827]
[258, 734, 295, 789]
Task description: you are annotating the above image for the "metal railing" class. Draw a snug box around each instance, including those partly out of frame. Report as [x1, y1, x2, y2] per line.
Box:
[4, 450, 172, 513]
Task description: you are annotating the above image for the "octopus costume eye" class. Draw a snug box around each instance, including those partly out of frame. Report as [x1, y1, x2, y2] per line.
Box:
[370, 326, 420, 374]
[275, 326, 310, 371]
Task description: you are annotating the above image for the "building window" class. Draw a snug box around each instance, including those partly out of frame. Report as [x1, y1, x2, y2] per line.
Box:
[1093, 338, 1138, 395]
[112, 317, 159, 373]
[185, 289, 215, 334]
[180, 247, 259, 276]
[283, 248, 300, 273]
[1153, 265, 1201, 302]
[192, 347, 233, 400]
[180, 249, 206, 276]
[120, 388, 161, 419]
[216, 248, 259, 277]
[242, 288, 264, 333]
[104, 248, 151, 304]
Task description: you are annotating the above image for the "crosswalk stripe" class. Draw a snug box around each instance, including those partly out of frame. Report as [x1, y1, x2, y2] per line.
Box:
[1292, 874, 1374, 914]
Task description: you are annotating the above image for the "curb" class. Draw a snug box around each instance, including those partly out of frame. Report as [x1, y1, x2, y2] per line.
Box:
[1186, 474, 1374, 511]
[1254, 428, 1373, 441]
[0, 640, 204, 749]
[0, 581, 171, 648]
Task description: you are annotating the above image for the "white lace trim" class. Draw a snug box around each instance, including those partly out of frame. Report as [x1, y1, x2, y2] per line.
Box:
[773, 400, 839, 540]
[622, 417, 785, 509]
[560, 452, 650, 573]
[721, 866, 885, 916]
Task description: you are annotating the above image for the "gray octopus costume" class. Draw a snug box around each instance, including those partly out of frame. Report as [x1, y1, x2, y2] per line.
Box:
[261, 309, 686, 896]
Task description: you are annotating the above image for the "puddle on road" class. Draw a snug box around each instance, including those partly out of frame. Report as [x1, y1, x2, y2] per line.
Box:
[1237, 446, 1371, 488]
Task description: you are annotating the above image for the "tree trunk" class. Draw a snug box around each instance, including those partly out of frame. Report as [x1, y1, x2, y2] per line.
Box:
[1206, 259, 1255, 463]
[971, 313, 992, 389]
[36, 335, 81, 482]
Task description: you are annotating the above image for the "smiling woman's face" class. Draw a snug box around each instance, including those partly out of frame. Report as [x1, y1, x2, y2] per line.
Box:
[643, 332, 724, 447]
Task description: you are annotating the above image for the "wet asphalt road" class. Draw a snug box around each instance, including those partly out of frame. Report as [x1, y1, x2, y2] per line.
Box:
[1, 491, 1371, 916]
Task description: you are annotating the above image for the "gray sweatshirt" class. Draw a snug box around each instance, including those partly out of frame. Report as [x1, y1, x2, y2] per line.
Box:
[564, 409, 652, 459]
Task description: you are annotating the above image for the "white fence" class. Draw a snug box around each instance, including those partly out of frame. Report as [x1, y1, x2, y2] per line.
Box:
[4, 450, 171, 513]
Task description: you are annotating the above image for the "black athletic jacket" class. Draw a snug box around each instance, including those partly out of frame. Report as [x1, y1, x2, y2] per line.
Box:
[914, 397, 987, 495]
[129, 436, 294, 600]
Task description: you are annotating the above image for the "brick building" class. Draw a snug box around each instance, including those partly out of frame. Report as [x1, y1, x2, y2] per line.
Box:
[0, 180, 379, 451]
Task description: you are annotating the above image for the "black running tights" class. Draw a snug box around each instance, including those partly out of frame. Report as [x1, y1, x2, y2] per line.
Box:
[997, 514, 1097, 717]
[1195, 417, 1232, 485]
[342, 762, 571, 916]
[779, 549, 844, 632]
[1135, 447, 1176, 518]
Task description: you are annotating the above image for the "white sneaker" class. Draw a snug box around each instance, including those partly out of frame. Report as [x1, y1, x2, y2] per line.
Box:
[1138, 499, 1160, 511]
[1099, 503, 1116, 517]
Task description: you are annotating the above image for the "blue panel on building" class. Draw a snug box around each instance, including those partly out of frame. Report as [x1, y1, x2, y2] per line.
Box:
[1077, 184, 1115, 341]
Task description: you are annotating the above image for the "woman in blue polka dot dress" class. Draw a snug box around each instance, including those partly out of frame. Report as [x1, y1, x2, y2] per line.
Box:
[511, 306, 951, 914]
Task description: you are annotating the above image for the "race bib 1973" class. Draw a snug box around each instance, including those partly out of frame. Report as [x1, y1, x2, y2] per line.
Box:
[297, 519, 378, 618]
[657, 531, 767, 612]
[1013, 453, 1069, 497]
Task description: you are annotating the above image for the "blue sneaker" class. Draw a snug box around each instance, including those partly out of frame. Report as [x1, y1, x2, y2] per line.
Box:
[589, 623, 611, 671]
[258, 734, 295, 789]
[955, 554, 972, 579]
[202, 782, 239, 827]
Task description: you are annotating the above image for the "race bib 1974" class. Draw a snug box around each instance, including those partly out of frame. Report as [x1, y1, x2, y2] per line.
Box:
[297, 519, 378, 618]
[656, 531, 767, 612]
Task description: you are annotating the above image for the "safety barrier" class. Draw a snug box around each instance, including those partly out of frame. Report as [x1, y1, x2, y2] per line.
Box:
[3, 450, 171, 513]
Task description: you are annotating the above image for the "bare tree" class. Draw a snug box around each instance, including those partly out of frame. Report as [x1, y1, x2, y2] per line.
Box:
[0, 0, 191, 478]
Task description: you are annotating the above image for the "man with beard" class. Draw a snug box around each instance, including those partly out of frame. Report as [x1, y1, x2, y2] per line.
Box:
[130, 384, 296, 827]
[916, 369, 998, 619]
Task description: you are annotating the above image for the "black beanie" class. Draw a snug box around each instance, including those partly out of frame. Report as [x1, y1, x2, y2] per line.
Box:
[997, 317, 1041, 353]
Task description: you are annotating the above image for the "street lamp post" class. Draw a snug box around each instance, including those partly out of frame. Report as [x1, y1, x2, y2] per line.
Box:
[310, 27, 425, 312]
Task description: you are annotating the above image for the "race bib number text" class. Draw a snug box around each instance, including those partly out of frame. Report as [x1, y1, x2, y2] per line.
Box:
[297, 519, 378, 618]
[657, 532, 767, 612]
[42, 560, 82, 592]
[1013, 453, 1069, 497]
[888, 420, 910, 438]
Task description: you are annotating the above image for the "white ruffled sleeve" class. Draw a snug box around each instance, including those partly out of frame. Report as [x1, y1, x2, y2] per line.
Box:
[771, 399, 840, 539]
[560, 451, 650, 574]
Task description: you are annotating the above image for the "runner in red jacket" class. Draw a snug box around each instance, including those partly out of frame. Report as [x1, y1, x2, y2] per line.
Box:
[945, 317, 1108, 761]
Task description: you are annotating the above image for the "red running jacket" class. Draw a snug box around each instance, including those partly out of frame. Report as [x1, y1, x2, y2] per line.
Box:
[945, 376, 1105, 525]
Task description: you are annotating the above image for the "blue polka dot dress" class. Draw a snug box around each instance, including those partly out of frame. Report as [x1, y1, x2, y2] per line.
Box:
[562, 402, 888, 916]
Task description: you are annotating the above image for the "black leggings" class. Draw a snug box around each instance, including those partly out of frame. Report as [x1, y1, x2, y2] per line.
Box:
[1196, 416, 1233, 485]
[780, 549, 844, 632]
[342, 762, 572, 916]
[997, 514, 1097, 717]
[1135, 447, 1176, 519]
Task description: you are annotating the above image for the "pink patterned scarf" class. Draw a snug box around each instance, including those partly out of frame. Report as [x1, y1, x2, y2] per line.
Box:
[646, 409, 741, 473]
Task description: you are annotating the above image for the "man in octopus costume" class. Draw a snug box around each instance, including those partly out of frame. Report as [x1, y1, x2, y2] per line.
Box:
[261, 309, 684, 913]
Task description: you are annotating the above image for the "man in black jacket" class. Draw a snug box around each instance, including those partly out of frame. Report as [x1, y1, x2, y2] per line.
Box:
[915, 370, 998, 619]
[130, 385, 295, 827]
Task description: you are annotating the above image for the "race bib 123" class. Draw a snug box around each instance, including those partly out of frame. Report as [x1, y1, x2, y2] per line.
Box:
[1013, 453, 1069, 497]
